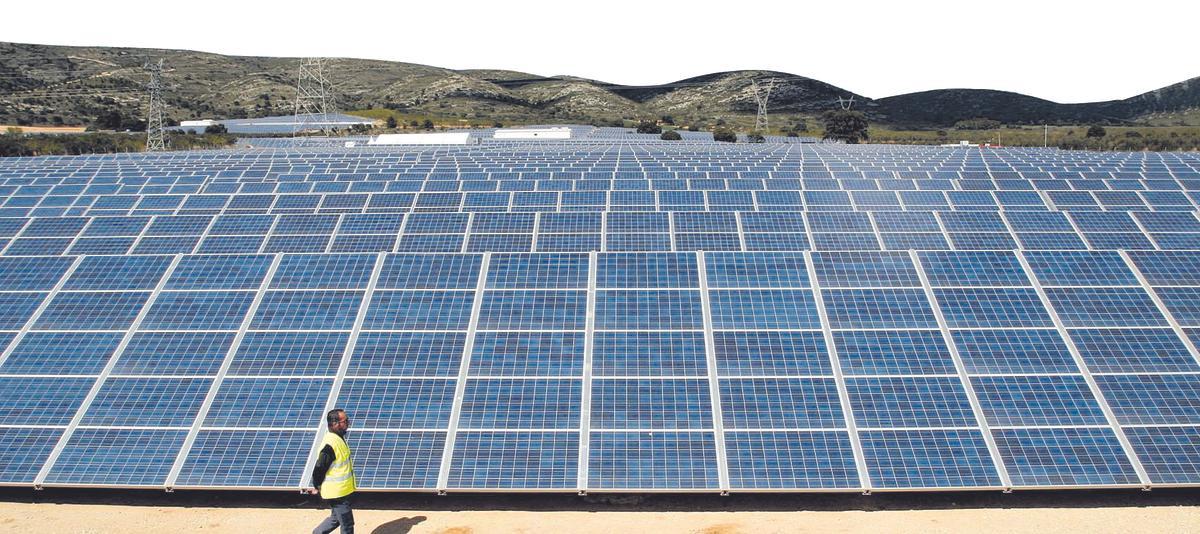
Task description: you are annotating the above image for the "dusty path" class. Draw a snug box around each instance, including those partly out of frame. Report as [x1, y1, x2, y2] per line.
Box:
[0, 489, 1197, 533]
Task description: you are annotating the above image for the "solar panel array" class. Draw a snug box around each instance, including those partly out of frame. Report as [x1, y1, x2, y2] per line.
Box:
[0, 140, 1198, 493]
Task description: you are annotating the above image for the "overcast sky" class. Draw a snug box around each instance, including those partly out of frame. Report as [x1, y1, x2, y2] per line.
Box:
[5, 0, 1197, 103]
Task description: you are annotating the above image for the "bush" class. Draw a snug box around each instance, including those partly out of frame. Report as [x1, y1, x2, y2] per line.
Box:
[747, 133, 766, 143]
[713, 129, 737, 143]
[821, 110, 870, 144]
[422, 119, 434, 130]
[1124, 130, 1143, 138]
[636, 121, 662, 134]
[954, 118, 1001, 130]
[660, 130, 682, 141]
[1086, 125, 1107, 138]
[204, 123, 228, 134]
[786, 132, 799, 138]
[385, 116, 397, 129]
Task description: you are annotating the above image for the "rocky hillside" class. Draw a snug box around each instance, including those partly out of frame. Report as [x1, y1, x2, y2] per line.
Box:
[1, 41, 1197, 129]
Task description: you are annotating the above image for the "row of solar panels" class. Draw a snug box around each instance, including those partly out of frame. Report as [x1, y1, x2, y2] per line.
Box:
[10, 191, 1200, 218]
[0, 250, 1196, 490]
[4, 210, 1200, 255]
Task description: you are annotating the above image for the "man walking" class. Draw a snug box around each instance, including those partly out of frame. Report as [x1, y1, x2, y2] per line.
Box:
[309, 408, 356, 534]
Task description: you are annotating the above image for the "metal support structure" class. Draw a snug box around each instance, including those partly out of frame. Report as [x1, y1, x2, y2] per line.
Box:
[165, 254, 285, 490]
[436, 252, 491, 493]
[299, 252, 388, 490]
[144, 59, 167, 152]
[293, 57, 337, 137]
[751, 78, 777, 133]
[909, 250, 1013, 489]
[695, 251, 731, 494]
[36, 255, 185, 487]
[802, 252, 873, 492]
[576, 252, 598, 493]
[1013, 252, 1153, 488]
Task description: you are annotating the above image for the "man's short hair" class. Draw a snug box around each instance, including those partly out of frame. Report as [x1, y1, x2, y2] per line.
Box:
[327, 409, 346, 426]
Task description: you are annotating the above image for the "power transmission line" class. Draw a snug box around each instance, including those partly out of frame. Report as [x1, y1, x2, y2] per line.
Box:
[293, 58, 337, 137]
[751, 78, 777, 133]
[144, 59, 167, 152]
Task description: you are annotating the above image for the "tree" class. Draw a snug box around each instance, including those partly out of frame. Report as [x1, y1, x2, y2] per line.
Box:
[713, 129, 737, 143]
[821, 110, 869, 144]
[1086, 125, 1107, 138]
[204, 123, 228, 134]
[660, 130, 682, 141]
[954, 118, 1001, 130]
[385, 116, 398, 129]
[636, 121, 662, 134]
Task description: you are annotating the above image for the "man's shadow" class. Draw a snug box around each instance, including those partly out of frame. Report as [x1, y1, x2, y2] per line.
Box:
[370, 515, 427, 534]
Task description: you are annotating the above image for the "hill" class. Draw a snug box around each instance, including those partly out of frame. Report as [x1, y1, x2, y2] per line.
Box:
[1, 41, 1197, 129]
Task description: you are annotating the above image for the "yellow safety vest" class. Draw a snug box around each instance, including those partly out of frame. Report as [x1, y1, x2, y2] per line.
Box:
[319, 432, 356, 499]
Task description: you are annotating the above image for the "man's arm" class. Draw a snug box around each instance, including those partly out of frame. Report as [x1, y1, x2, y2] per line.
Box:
[311, 444, 334, 490]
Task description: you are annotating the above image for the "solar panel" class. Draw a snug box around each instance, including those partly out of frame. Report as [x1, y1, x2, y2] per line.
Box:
[4, 137, 1200, 493]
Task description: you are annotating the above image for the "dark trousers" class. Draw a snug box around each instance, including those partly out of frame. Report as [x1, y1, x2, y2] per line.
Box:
[314, 496, 354, 534]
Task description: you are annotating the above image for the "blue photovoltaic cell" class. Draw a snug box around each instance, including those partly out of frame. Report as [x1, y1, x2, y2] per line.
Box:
[459, 378, 581, 429]
[846, 377, 977, 428]
[470, 332, 584, 376]
[705, 252, 809, 288]
[204, 378, 332, 428]
[952, 329, 1079, 374]
[971, 375, 1107, 426]
[591, 379, 713, 429]
[822, 289, 937, 329]
[448, 431, 578, 489]
[1154, 287, 1200, 326]
[485, 254, 588, 289]
[597, 253, 698, 288]
[0, 256, 73, 290]
[1094, 374, 1200, 425]
[709, 289, 820, 329]
[376, 254, 482, 289]
[725, 431, 859, 489]
[0, 292, 46, 329]
[860, 429, 1002, 488]
[141, 291, 256, 330]
[63, 255, 172, 290]
[1070, 328, 1200, 373]
[0, 377, 95, 425]
[719, 378, 843, 428]
[712, 331, 831, 376]
[1128, 251, 1200, 286]
[588, 431, 719, 490]
[811, 251, 920, 287]
[593, 331, 708, 376]
[176, 430, 312, 487]
[917, 251, 1029, 287]
[81, 377, 212, 427]
[833, 330, 955, 375]
[336, 378, 456, 428]
[270, 254, 376, 289]
[230, 331, 348, 376]
[348, 332, 464, 377]
[1023, 251, 1138, 287]
[0, 332, 123, 375]
[363, 291, 473, 330]
[1125, 426, 1200, 484]
[933, 288, 1052, 328]
[992, 428, 1140, 487]
[44, 429, 188, 486]
[34, 291, 150, 330]
[351, 431, 445, 489]
[476, 291, 587, 330]
[112, 332, 235, 376]
[0, 427, 64, 483]
[596, 290, 703, 330]
[1044, 287, 1167, 327]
